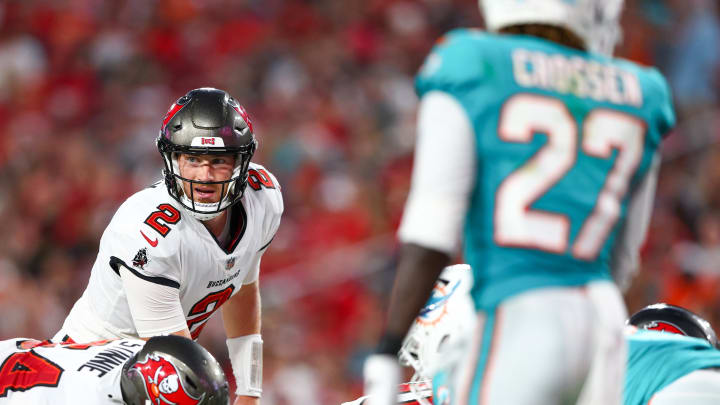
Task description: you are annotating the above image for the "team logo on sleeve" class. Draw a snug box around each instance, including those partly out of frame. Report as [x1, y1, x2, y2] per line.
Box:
[131, 353, 203, 405]
[132, 248, 149, 269]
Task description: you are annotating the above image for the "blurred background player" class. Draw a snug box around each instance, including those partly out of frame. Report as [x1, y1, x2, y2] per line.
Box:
[0, 334, 228, 405]
[53, 87, 282, 405]
[345, 265, 474, 405]
[364, 0, 676, 404]
[625, 303, 720, 405]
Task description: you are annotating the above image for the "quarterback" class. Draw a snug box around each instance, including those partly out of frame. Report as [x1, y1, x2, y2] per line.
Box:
[0, 335, 228, 405]
[365, 0, 675, 404]
[54, 88, 282, 404]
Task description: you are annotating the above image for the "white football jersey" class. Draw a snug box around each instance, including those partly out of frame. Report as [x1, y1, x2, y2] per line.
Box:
[0, 338, 144, 404]
[56, 163, 283, 341]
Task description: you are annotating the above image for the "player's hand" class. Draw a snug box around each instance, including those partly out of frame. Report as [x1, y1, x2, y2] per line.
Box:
[363, 354, 401, 405]
[233, 395, 259, 405]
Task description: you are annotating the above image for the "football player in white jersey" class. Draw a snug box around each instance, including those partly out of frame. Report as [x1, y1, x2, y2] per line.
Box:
[0, 335, 228, 405]
[53, 87, 283, 405]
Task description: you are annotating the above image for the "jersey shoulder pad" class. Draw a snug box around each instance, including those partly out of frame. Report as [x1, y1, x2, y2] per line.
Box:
[106, 185, 184, 258]
[642, 66, 676, 138]
[614, 58, 676, 139]
[415, 28, 491, 98]
[246, 162, 283, 216]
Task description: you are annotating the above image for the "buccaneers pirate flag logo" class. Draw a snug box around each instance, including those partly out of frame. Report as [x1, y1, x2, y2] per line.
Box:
[131, 353, 204, 405]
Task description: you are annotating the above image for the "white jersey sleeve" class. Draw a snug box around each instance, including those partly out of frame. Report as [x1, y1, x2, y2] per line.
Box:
[56, 185, 187, 341]
[398, 91, 476, 254]
[0, 338, 144, 405]
[104, 189, 184, 286]
[119, 267, 187, 337]
[104, 188, 187, 337]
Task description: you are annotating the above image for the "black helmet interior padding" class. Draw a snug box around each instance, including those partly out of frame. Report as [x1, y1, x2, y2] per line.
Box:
[120, 335, 229, 405]
[157, 87, 257, 217]
[628, 303, 720, 348]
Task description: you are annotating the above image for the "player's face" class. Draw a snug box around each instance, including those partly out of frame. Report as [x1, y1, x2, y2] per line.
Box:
[177, 153, 236, 203]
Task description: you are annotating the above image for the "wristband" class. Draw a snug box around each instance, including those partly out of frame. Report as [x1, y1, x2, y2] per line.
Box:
[363, 354, 401, 405]
[227, 334, 263, 397]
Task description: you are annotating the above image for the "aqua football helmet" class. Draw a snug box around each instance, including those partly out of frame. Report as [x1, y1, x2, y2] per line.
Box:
[479, 0, 624, 55]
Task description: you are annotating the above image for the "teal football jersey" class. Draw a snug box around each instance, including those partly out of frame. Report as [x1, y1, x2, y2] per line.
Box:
[415, 29, 675, 309]
[625, 331, 720, 405]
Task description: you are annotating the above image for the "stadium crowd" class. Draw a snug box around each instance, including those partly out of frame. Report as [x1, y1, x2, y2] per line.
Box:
[0, 0, 718, 403]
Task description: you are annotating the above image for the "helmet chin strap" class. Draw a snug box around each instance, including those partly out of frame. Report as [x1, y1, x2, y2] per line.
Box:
[179, 194, 225, 221]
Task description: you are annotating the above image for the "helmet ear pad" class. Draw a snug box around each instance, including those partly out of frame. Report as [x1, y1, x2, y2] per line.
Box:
[628, 303, 720, 348]
[120, 335, 229, 405]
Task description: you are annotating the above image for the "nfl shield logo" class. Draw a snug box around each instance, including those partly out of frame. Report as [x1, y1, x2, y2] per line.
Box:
[225, 257, 235, 271]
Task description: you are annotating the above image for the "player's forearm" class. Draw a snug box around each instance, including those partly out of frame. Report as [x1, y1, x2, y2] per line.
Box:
[222, 281, 261, 337]
[378, 243, 450, 355]
[223, 281, 263, 399]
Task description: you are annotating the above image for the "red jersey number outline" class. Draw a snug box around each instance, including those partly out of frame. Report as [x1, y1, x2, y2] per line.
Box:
[186, 286, 235, 340]
[144, 204, 182, 237]
[0, 350, 63, 397]
[247, 169, 276, 191]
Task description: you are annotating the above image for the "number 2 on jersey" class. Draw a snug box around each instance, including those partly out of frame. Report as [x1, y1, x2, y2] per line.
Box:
[144, 204, 181, 237]
[494, 94, 645, 260]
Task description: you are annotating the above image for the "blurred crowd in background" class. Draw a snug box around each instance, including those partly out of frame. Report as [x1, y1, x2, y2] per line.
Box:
[0, 0, 719, 403]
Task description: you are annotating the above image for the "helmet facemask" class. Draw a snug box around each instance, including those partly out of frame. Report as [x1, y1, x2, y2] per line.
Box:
[159, 142, 256, 221]
[398, 327, 437, 405]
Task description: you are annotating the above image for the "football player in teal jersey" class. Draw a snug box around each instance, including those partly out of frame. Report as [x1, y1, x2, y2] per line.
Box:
[363, 1, 676, 404]
[625, 304, 720, 405]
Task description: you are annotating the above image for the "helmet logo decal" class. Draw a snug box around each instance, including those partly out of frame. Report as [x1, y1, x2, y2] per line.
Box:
[190, 137, 225, 147]
[131, 353, 204, 405]
[645, 321, 685, 335]
[417, 282, 459, 326]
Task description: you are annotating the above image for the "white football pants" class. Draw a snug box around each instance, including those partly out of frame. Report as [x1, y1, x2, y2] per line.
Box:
[441, 280, 627, 405]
